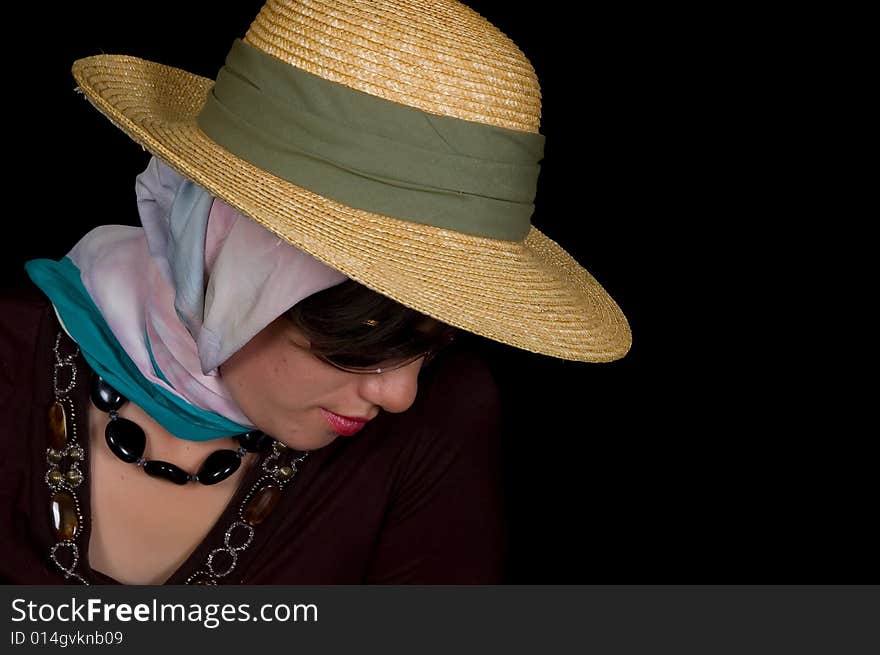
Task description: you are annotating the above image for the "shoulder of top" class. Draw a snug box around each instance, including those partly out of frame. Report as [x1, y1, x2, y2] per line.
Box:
[0, 284, 56, 401]
[0, 282, 49, 304]
[0, 283, 53, 323]
[0, 284, 56, 352]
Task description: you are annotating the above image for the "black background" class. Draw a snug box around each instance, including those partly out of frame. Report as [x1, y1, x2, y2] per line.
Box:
[0, 2, 867, 583]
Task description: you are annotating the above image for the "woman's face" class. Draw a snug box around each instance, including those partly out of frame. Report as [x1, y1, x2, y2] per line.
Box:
[219, 315, 424, 450]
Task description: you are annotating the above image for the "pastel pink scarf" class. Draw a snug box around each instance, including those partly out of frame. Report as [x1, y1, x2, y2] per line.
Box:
[66, 156, 347, 426]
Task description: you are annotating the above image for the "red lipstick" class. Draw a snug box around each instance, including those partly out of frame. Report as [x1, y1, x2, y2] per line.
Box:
[320, 408, 369, 436]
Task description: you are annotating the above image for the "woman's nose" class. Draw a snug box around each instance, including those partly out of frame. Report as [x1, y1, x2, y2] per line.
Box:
[357, 359, 422, 414]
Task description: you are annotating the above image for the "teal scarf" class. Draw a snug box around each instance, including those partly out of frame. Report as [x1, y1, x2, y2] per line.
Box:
[25, 257, 252, 441]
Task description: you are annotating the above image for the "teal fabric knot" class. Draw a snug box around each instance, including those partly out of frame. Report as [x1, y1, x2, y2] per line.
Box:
[25, 257, 253, 441]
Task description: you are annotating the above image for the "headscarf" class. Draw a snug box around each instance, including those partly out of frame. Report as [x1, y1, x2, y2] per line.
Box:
[26, 156, 347, 440]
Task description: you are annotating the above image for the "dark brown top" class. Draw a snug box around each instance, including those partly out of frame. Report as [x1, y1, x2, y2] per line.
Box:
[0, 284, 505, 584]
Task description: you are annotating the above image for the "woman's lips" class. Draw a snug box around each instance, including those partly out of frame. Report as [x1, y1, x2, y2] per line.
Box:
[320, 408, 369, 436]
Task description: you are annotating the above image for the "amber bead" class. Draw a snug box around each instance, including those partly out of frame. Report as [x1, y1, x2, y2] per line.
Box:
[50, 491, 79, 540]
[47, 450, 63, 465]
[66, 469, 84, 487]
[48, 470, 64, 486]
[48, 402, 67, 449]
[277, 465, 294, 481]
[68, 446, 84, 461]
[244, 485, 281, 526]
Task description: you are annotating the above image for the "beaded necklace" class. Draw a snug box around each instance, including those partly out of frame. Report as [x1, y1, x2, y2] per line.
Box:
[91, 374, 271, 486]
[46, 330, 308, 585]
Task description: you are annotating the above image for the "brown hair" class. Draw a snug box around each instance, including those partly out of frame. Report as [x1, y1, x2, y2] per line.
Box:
[285, 279, 455, 368]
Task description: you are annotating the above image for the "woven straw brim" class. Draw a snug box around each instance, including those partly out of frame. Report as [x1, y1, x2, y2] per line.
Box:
[71, 55, 632, 362]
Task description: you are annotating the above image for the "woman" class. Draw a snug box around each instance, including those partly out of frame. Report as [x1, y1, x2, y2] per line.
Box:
[0, 0, 631, 584]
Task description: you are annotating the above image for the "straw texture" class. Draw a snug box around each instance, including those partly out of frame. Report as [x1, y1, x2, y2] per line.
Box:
[70, 0, 632, 362]
[245, 0, 542, 131]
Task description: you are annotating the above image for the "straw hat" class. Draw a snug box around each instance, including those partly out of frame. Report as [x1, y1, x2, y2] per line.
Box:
[70, 0, 632, 362]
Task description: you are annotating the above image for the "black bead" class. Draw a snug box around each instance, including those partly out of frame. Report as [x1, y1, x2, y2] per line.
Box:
[238, 430, 273, 453]
[90, 374, 127, 412]
[143, 460, 191, 485]
[196, 450, 241, 485]
[105, 417, 146, 463]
